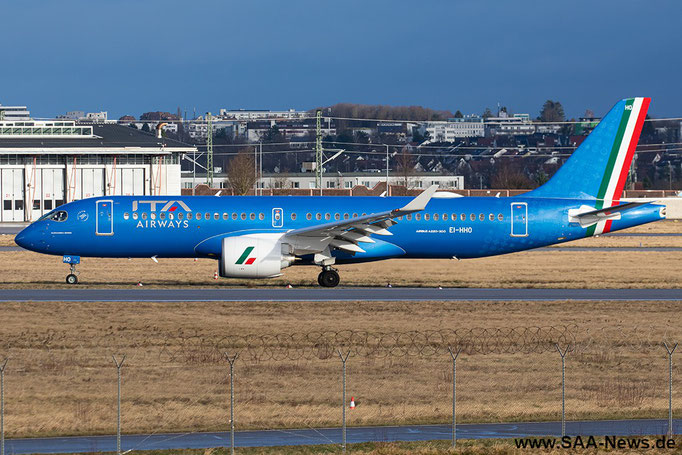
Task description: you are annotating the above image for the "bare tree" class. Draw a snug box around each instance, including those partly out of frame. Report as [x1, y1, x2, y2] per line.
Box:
[227, 149, 257, 195]
[395, 148, 416, 192]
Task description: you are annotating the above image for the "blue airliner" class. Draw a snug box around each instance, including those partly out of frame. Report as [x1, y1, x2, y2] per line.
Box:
[16, 98, 664, 287]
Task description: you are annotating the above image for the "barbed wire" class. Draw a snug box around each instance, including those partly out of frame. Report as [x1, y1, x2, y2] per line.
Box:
[3, 325, 681, 367]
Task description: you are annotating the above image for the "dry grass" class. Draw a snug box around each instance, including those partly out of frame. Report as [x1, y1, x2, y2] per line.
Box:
[0, 300, 681, 438]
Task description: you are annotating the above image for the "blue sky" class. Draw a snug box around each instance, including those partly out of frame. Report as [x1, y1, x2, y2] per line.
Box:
[2, 0, 680, 119]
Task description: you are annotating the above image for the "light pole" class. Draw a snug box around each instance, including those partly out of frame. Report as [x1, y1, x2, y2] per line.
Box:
[0, 358, 7, 455]
[224, 353, 239, 455]
[664, 342, 678, 436]
[448, 347, 462, 448]
[385, 144, 390, 196]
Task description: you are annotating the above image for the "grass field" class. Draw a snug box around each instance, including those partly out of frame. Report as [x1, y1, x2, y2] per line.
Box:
[0, 299, 680, 439]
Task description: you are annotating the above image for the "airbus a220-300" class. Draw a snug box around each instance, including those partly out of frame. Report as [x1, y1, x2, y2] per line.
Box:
[16, 98, 664, 287]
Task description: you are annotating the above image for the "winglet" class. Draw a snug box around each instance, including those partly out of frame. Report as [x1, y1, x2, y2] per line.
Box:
[396, 184, 438, 213]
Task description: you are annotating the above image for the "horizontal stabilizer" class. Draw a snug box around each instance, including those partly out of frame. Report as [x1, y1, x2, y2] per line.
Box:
[568, 202, 649, 228]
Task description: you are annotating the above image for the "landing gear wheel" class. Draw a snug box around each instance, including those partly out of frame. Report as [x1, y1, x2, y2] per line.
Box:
[66, 274, 78, 285]
[318, 269, 340, 288]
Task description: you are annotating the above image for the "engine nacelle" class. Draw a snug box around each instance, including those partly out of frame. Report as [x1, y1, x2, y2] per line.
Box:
[220, 234, 295, 278]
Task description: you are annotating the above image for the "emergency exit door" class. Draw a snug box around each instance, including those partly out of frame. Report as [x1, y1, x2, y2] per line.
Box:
[96, 200, 113, 235]
[511, 202, 528, 237]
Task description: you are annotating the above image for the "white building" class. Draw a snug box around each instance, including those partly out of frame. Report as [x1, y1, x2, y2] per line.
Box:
[485, 113, 535, 135]
[0, 120, 196, 222]
[0, 104, 31, 121]
[246, 120, 335, 142]
[182, 171, 463, 192]
[218, 108, 307, 120]
[58, 111, 108, 123]
[424, 115, 484, 142]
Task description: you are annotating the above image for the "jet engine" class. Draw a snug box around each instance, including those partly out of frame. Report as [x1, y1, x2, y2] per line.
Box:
[220, 234, 296, 278]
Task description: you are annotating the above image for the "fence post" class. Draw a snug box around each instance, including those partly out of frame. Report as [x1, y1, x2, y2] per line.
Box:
[664, 342, 678, 437]
[447, 347, 462, 448]
[555, 344, 570, 438]
[337, 349, 351, 453]
[224, 353, 239, 455]
[0, 358, 7, 455]
[112, 355, 126, 455]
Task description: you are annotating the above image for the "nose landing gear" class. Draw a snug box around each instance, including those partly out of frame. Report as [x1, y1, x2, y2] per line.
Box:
[63, 255, 81, 285]
[318, 266, 340, 288]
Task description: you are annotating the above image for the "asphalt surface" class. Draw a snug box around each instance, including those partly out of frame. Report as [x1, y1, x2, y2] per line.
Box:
[6, 420, 682, 454]
[1, 287, 682, 302]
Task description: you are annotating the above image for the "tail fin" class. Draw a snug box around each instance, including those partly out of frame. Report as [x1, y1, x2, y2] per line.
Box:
[528, 97, 650, 203]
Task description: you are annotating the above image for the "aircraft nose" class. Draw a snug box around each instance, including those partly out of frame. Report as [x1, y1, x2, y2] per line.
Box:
[15, 225, 38, 251]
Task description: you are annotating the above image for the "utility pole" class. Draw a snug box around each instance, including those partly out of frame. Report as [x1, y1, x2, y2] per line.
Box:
[448, 347, 462, 448]
[316, 110, 323, 195]
[555, 344, 570, 438]
[337, 350, 350, 452]
[206, 112, 214, 188]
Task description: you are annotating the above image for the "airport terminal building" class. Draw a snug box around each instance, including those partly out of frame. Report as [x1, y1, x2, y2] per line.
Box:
[0, 120, 196, 222]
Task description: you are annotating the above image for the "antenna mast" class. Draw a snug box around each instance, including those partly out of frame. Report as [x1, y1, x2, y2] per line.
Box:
[316, 110, 322, 195]
[206, 112, 213, 187]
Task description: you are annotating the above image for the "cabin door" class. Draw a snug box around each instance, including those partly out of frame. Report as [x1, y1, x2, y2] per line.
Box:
[96, 199, 114, 236]
[510, 202, 528, 237]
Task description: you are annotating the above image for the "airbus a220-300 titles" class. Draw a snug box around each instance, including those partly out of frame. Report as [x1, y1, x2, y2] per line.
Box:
[16, 98, 665, 287]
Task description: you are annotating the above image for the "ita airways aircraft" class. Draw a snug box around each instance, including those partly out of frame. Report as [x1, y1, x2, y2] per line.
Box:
[16, 98, 664, 287]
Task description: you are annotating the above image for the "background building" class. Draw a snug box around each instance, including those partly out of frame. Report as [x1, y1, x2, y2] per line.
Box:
[0, 119, 196, 222]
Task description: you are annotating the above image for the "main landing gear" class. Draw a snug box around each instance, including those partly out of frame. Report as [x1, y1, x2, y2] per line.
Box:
[318, 266, 340, 288]
[63, 255, 81, 285]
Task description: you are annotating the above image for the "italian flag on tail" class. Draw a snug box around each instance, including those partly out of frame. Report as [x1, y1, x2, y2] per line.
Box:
[587, 97, 650, 236]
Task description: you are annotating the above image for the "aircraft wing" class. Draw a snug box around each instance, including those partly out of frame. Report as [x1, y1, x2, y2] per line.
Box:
[283, 185, 438, 257]
[568, 201, 650, 228]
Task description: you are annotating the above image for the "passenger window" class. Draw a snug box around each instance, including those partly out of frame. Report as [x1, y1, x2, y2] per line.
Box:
[334, 213, 340, 220]
[150, 212, 156, 220]
[214, 213, 219, 220]
[352, 213, 358, 218]
[460, 213, 466, 221]
[498, 213, 504, 221]
[250, 213, 256, 220]
[406, 214, 412, 220]
[160, 212, 166, 220]
[343, 213, 349, 220]
[424, 213, 430, 221]
[259, 213, 264, 220]
[178, 213, 183, 220]
[142, 212, 148, 220]
[205, 213, 211, 220]
[324, 213, 331, 220]
[470, 213, 476, 221]
[123, 212, 129, 220]
[415, 213, 421, 220]
[433, 213, 439, 221]
[223, 213, 229, 220]
[195, 213, 202, 220]
[291, 213, 297, 220]
[442, 213, 448, 221]
[132, 212, 139, 220]
[316, 213, 322, 220]
[241, 213, 247, 220]
[306, 213, 312, 220]
[479, 213, 485, 221]
[232, 213, 238, 220]
[489, 214, 495, 221]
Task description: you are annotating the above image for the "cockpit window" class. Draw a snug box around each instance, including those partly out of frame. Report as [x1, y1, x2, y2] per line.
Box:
[49, 211, 68, 222]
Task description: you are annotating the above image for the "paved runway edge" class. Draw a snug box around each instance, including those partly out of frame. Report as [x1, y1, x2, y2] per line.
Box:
[1, 287, 682, 302]
[6, 419, 682, 454]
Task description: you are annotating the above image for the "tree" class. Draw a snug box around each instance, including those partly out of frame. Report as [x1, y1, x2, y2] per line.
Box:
[490, 162, 531, 189]
[395, 148, 416, 190]
[227, 150, 257, 195]
[141, 123, 150, 133]
[482, 108, 493, 119]
[454, 110, 463, 118]
[539, 100, 565, 122]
